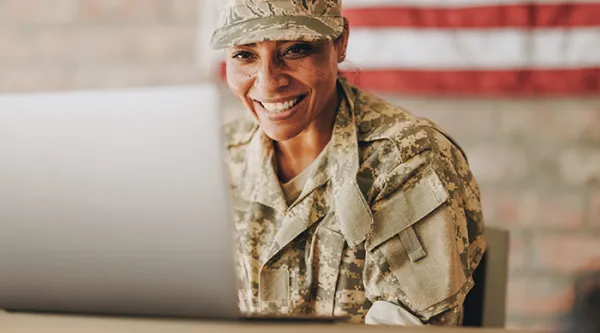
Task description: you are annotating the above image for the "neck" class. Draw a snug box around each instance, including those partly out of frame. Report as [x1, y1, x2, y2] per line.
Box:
[274, 86, 340, 183]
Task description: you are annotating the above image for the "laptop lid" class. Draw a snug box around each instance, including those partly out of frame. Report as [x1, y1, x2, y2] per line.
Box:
[0, 85, 240, 320]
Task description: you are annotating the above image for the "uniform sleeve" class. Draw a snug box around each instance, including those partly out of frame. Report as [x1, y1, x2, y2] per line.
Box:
[361, 143, 486, 325]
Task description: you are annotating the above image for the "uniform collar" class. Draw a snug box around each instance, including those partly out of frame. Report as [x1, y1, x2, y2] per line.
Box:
[327, 78, 374, 247]
[238, 129, 288, 213]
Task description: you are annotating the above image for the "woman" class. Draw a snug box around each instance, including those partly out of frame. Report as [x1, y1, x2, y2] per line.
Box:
[210, 0, 486, 326]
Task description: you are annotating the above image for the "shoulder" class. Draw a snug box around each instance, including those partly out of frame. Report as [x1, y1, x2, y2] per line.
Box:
[348, 84, 481, 217]
[351, 87, 486, 321]
[223, 114, 259, 149]
[352, 85, 466, 165]
[349, 85, 472, 197]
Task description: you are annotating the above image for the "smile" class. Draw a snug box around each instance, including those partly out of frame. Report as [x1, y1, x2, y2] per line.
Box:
[258, 95, 306, 113]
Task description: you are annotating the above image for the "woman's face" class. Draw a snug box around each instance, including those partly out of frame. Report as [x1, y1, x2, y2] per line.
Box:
[225, 31, 348, 142]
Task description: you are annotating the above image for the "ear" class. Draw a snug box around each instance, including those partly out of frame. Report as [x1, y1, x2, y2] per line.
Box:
[335, 18, 350, 63]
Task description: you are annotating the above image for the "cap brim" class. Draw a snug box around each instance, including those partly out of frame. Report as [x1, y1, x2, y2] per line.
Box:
[210, 15, 344, 49]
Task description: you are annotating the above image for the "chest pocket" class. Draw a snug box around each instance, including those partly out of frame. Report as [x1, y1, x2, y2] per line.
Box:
[365, 165, 469, 315]
[257, 211, 346, 315]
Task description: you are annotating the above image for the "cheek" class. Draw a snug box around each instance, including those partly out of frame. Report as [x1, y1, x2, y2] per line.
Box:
[309, 64, 339, 99]
[297, 59, 337, 90]
[317, 65, 337, 86]
[225, 63, 254, 98]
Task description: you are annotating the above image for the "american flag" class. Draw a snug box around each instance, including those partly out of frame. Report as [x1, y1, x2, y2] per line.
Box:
[213, 0, 600, 96]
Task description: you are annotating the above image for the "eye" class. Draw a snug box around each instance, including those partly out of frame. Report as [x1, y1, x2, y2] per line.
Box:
[231, 50, 256, 62]
[283, 43, 313, 58]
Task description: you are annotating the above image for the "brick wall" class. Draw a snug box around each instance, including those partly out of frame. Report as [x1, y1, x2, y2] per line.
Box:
[3, 0, 600, 330]
[0, 0, 202, 93]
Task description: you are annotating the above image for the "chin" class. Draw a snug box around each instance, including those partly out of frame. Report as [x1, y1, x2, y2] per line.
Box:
[261, 125, 302, 142]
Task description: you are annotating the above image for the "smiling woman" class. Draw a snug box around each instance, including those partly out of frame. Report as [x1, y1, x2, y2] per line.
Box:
[210, 0, 487, 326]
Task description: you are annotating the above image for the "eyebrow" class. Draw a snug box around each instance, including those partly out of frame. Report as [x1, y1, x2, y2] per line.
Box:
[233, 40, 322, 51]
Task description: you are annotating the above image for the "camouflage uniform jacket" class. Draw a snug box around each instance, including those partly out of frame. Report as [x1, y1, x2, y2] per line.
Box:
[223, 77, 487, 325]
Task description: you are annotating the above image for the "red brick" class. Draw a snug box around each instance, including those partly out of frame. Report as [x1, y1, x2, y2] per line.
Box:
[506, 275, 574, 318]
[462, 144, 530, 185]
[0, 0, 78, 24]
[500, 101, 600, 144]
[533, 233, 600, 273]
[590, 190, 600, 228]
[78, 0, 169, 23]
[558, 148, 600, 187]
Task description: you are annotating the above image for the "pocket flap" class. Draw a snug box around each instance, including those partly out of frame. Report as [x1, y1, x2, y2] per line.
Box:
[367, 165, 449, 251]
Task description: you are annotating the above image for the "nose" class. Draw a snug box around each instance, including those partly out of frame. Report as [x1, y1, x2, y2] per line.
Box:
[254, 57, 290, 93]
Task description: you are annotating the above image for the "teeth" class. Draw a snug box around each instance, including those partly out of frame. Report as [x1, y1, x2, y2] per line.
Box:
[262, 98, 299, 113]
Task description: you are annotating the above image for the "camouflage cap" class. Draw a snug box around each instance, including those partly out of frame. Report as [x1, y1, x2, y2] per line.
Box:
[210, 0, 345, 49]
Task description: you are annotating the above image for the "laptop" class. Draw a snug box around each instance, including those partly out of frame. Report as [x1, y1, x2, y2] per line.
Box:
[0, 85, 249, 320]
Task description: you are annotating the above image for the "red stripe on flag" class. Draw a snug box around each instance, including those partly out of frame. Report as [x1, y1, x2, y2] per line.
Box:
[341, 68, 600, 96]
[343, 3, 600, 29]
[219, 63, 600, 96]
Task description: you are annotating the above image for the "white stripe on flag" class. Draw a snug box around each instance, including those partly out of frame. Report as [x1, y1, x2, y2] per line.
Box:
[343, 28, 600, 69]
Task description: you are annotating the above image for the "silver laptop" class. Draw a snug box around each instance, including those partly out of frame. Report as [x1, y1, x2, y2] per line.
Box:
[0, 85, 244, 320]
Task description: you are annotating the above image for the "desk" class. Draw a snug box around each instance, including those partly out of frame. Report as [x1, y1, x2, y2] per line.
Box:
[0, 311, 544, 333]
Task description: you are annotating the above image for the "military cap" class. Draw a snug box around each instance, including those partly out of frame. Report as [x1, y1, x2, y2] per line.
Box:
[210, 0, 345, 49]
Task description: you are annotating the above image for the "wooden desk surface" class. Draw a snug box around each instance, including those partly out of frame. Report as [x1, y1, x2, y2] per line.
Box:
[0, 311, 545, 333]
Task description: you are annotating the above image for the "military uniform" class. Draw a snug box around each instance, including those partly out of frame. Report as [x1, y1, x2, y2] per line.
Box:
[223, 78, 487, 325]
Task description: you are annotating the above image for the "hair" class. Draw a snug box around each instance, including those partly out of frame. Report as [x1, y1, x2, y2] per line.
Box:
[334, 17, 362, 87]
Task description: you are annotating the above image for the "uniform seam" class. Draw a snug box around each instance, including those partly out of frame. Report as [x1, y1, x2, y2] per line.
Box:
[435, 151, 481, 203]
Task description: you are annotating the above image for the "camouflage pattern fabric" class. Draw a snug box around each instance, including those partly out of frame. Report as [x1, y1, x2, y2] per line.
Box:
[223, 77, 487, 324]
[210, 0, 345, 49]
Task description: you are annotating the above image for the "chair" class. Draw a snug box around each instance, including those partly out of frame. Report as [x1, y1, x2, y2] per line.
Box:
[462, 226, 510, 328]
